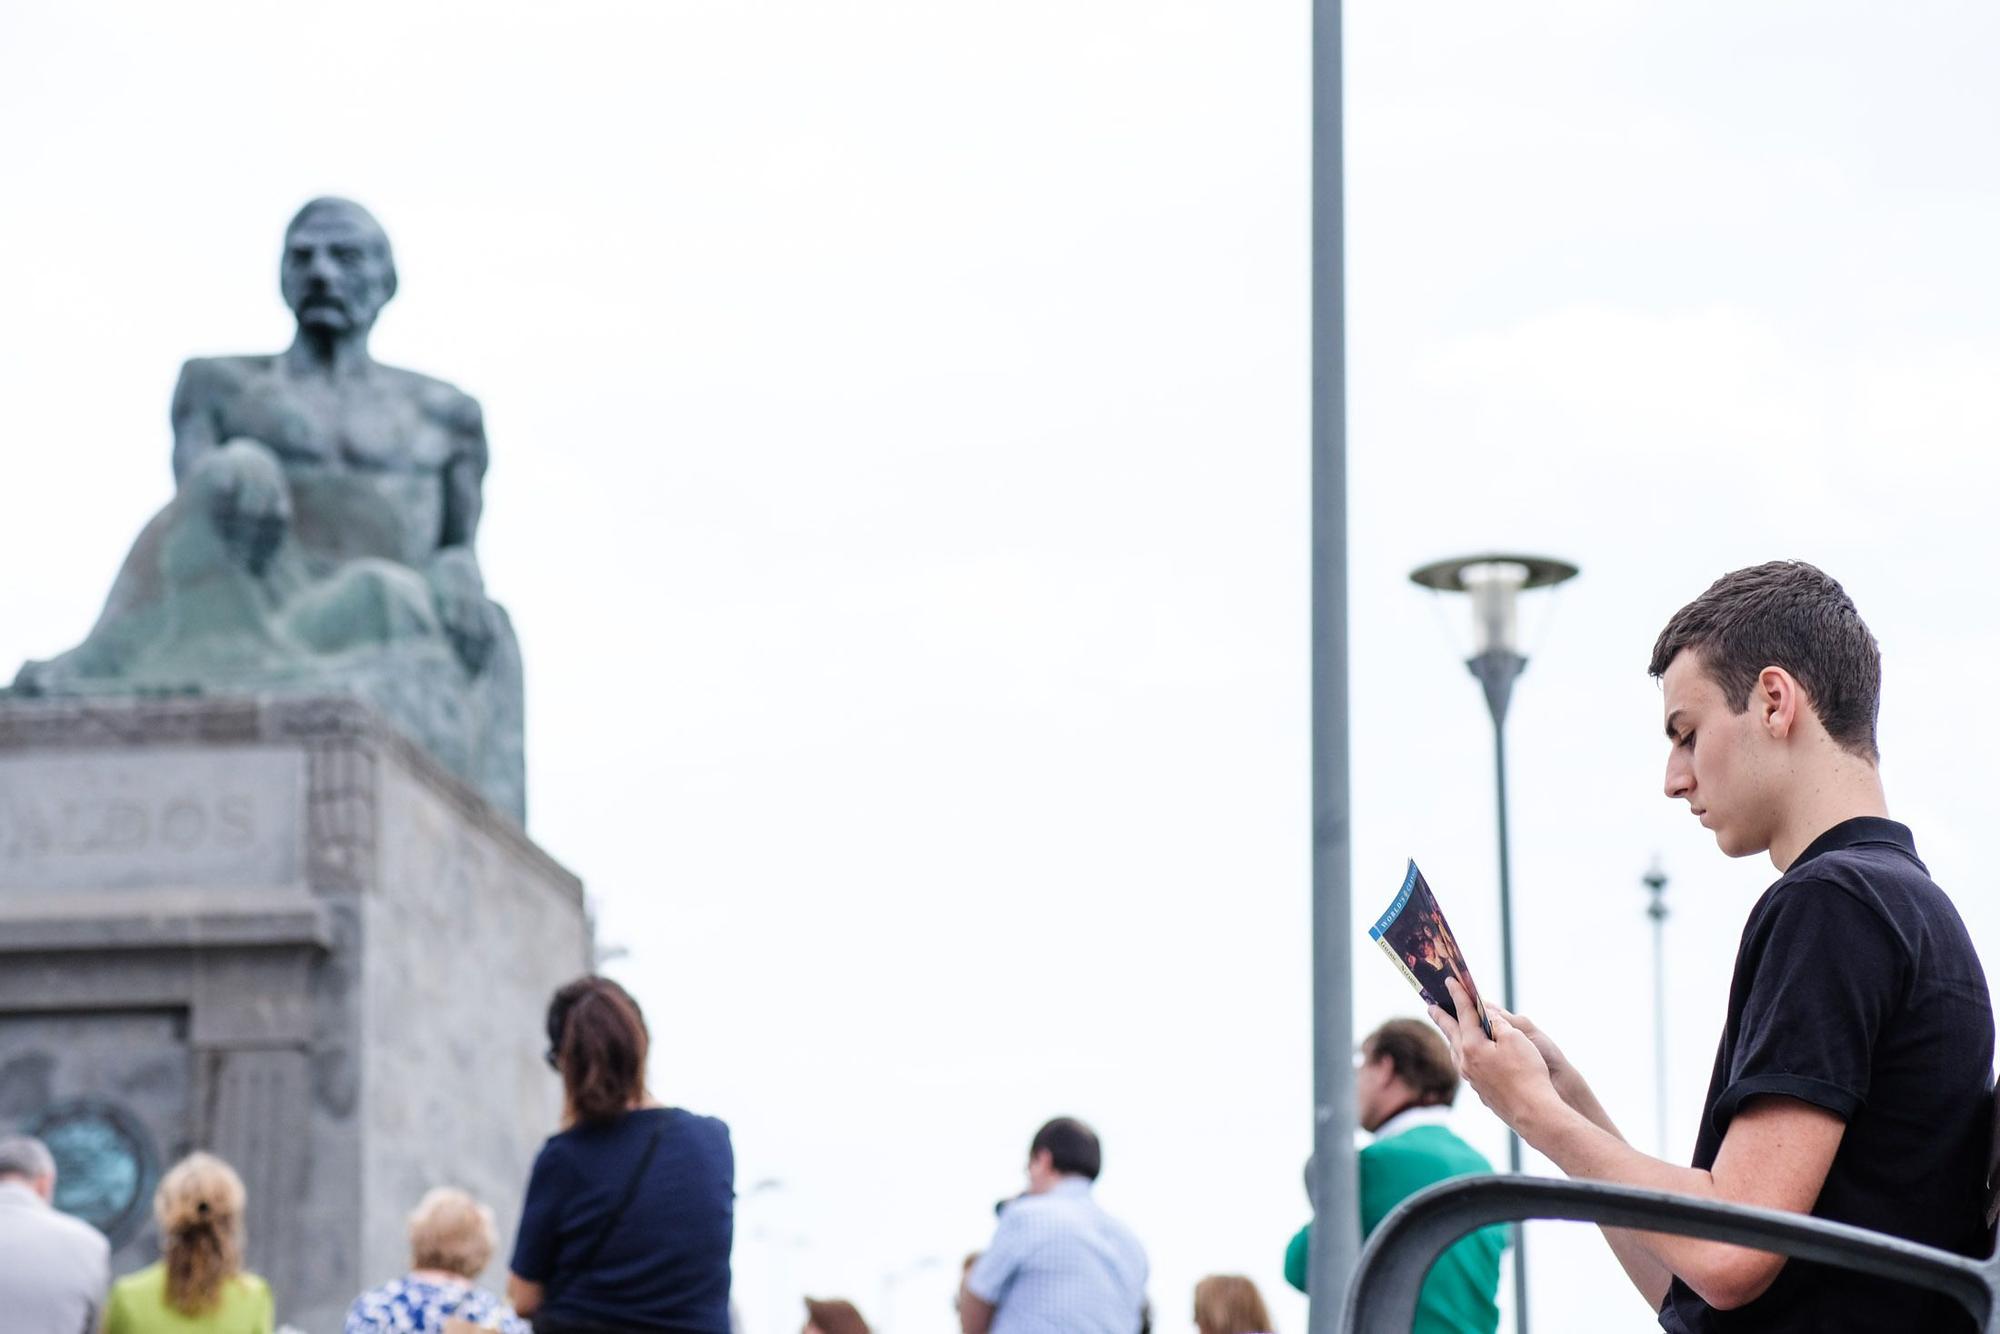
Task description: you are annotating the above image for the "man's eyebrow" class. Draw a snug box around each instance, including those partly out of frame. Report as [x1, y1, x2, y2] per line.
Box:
[1664, 709, 1686, 740]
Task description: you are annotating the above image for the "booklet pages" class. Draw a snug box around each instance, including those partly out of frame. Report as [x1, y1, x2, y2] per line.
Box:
[1369, 859, 1494, 1038]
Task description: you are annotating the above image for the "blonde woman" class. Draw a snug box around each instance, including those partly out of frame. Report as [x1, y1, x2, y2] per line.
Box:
[1193, 1275, 1274, 1334]
[344, 1187, 528, 1333]
[104, 1152, 273, 1333]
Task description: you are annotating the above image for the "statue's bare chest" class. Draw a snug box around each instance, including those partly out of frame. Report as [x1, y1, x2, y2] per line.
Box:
[221, 372, 453, 474]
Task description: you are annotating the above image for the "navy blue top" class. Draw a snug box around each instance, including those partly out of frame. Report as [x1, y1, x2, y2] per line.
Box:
[1661, 818, 1993, 1334]
[511, 1107, 734, 1333]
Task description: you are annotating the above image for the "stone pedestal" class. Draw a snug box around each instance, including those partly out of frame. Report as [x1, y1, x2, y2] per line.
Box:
[0, 696, 590, 1331]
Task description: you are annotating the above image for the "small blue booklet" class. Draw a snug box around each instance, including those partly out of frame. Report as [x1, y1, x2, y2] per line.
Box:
[1370, 860, 1494, 1038]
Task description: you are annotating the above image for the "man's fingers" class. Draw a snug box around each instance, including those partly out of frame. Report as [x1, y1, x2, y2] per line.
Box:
[1427, 1005, 1466, 1075]
[1444, 978, 1481, 1040]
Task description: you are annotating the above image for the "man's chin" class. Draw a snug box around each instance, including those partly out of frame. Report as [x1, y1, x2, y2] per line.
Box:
[1713, 827, 1767, 860]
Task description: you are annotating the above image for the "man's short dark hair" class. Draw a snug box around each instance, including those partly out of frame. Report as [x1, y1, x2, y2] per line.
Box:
[1365, 1019, 1459, 1106]
[1649, 560, 1881, 762]
[1030, 1116, 1102, 1180]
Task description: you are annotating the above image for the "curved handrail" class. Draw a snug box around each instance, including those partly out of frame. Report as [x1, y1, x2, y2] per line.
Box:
[1341, 1174, 1998, 1333]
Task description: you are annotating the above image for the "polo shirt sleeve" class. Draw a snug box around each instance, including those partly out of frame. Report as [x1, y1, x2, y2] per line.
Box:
[1712, 879, 1906, 1135]
[966, 1206, 1036, 1306]
[1283, 1222, 1311, 1293]
[509, 1140, 573, 1282]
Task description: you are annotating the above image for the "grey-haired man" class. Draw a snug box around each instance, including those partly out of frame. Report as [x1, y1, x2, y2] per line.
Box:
[0, 1136, 110, 1334]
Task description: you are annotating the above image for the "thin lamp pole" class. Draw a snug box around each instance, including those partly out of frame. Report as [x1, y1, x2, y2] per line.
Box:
[1645, 863, 1670, 1158]
[1307, 0, 1359, 1329]
[1469, 648, 1529, 1334]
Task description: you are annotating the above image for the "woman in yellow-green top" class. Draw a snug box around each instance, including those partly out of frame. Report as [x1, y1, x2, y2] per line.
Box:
[104, 1151, 274, 1334]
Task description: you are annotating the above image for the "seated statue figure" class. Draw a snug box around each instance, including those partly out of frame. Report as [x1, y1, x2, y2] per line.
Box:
[11, 198, 525, 821]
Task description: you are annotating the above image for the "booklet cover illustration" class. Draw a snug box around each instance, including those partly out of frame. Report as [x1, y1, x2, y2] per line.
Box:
[1370, 860, 1494, 1039]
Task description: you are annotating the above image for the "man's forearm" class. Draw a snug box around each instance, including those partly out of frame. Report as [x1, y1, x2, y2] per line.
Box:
[1550, 1065, 1622, 1138]
[958, 1290, 994, 1334]
[1517, 1098, 1778, 1309]
[1545, 1069, 1672, 1305]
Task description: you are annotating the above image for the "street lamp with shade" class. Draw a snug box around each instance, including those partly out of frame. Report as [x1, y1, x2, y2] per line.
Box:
[1409, 551, 1578, 1334]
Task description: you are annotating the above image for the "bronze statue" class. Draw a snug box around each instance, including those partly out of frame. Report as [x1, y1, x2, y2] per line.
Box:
[12, 199, 525, 820]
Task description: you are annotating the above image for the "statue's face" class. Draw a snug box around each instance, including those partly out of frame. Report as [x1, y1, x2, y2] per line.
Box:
[281, 208, 395, 335]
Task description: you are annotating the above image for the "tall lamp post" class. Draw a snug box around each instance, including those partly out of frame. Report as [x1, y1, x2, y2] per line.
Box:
[1643, 860, 1670, 1158]
[1306, 0, 1358, 1329]
[1409, 553, 1579, 1334]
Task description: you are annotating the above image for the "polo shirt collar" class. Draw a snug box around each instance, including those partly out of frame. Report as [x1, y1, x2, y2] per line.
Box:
[1791, 816, 1918, 872]
[1048, 1177, 1094, 1199]
[1373, 1104, 1453, 1142]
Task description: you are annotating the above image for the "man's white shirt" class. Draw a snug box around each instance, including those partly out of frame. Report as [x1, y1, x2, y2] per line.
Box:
[0, 1179, 111, 1334]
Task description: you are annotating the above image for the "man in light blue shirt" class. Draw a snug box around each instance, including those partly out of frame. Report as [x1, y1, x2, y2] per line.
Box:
[960, 1117, 1149, 1334]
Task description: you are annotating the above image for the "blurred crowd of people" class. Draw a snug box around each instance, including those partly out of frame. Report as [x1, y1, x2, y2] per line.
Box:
[0, 976, 1491, 1334]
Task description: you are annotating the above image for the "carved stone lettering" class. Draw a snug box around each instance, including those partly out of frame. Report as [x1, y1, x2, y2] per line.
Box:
[0, 747, 305, 891]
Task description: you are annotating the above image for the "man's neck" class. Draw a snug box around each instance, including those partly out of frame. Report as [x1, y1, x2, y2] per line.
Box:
[285, 331, 375, 379]
[1769, 763, 1889, 871]
[0, 1177, 45, 1205]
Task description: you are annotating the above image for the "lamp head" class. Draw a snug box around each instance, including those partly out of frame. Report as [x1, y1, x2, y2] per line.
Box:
[1410, 553, 1579, 656]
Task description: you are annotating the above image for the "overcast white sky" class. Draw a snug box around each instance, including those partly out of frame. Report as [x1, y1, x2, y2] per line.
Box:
[2, 3, 1997, 1332]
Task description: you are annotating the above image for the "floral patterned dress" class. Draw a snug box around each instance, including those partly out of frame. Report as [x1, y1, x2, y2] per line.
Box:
[343, 1274, 530, 1334]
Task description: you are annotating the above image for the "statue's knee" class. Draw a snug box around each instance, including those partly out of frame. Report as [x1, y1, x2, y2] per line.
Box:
[287, 559, 441, 654]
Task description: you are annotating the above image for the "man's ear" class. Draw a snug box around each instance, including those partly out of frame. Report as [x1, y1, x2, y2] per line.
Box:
[1755, 666, 1801, 741]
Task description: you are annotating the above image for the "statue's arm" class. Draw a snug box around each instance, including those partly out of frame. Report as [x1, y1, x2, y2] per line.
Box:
[429, 390, 498, 674]
[439, 391, 488, 551]
[169, 359, 224, 487]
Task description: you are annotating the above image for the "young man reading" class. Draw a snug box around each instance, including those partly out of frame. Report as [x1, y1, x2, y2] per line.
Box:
[1433, 560, 1994, 1331]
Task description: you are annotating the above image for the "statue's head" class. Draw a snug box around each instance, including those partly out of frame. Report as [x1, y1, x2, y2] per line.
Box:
[280, 197, 397, 337]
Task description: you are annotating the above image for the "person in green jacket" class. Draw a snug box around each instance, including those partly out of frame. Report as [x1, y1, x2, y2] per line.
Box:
[1285, 1018, 1505, 1334]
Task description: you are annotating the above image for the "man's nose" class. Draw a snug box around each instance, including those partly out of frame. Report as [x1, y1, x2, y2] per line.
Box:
[307, 250, 341, 284]
[1664, 755, 1691, 800]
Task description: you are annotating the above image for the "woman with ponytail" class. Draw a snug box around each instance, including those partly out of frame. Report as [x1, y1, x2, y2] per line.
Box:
[506, 975, 734, 1333]
[104, 1151, 274, 1333]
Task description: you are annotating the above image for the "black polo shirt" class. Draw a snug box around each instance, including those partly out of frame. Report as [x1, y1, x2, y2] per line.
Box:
[1661, 818, 1994, 1333]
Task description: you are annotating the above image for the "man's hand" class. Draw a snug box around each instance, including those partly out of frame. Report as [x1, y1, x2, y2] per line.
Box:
[428, 547, 499, 675]
[1431, 978, 1565, 1134]
[1492, 1006, 1598, 1116]
[192, 438, 293, 575]
[1494, 1006, 1567, 1081]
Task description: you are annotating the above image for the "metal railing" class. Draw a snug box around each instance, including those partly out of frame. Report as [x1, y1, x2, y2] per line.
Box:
[1341, 1175, 2000, 1333]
